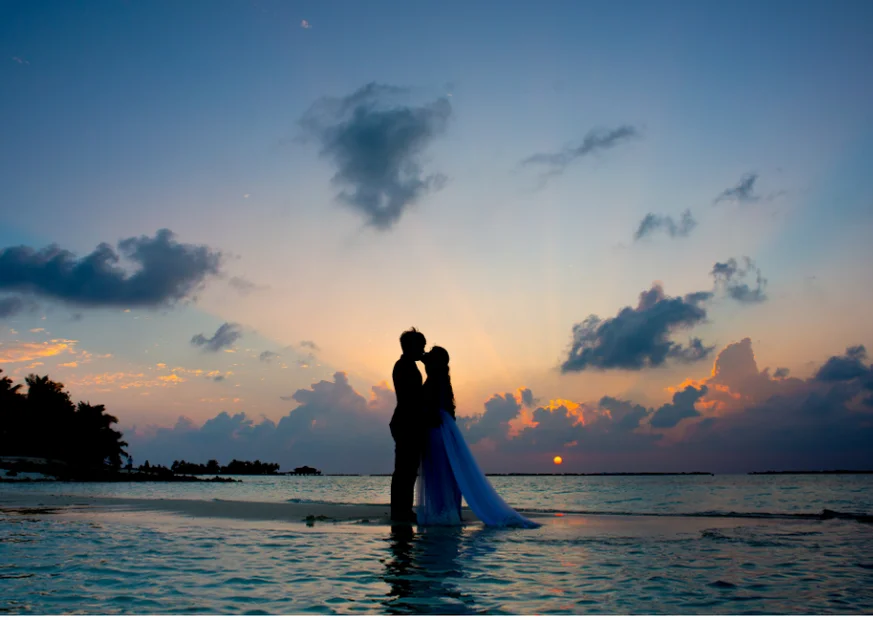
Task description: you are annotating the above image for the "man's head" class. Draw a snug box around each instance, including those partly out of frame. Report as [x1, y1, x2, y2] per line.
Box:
[399, 327, 426, 360]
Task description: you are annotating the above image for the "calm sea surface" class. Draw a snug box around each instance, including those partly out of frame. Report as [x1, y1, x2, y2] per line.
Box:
[2, 474, 872, 614]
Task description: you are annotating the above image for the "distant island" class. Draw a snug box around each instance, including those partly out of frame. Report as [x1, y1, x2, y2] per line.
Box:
[170, 459, 281, 476]
[0, 369, 241, 482]
[749, 470, 873, 475]
[1, 369, 134, 481]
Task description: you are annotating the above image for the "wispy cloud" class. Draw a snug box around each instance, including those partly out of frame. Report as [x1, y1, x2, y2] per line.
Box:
[0, 296, 38, 319]
[259, 350, 279, 363]
[521, 125, 640, 181]
[711, 257, 768, 304]
[190, 322, 243, 353]
[634, 209, 697, 241]
[714, 173, 760, 204]
[300, 19, 312, 29]
[11, 56, 30, 65]
[0, 339, 78, 365]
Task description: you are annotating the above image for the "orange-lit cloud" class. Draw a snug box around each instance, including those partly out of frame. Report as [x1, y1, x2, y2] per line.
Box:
[668, 337, 807, 416]
[158, 373, 186, 384]
[0, 339, 78, 364]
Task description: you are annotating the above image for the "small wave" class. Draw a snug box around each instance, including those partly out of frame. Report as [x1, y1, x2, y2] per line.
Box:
[520, 507, 873, 523]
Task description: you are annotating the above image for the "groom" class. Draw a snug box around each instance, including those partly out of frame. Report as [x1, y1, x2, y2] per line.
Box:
[389, 327, 426, 523]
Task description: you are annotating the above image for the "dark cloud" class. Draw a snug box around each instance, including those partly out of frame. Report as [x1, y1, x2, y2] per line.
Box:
[190, 322, 243, 353]
[634, 209, 697, 241]
[680, 373, 873, 472]
[0, 229, 222, 309]
[521, 125, 640, 179]
[649, 385, 708, 428]
[213, 375, 226, 383]
[711, 257, 767, 304]
[561, 284, 714, 372]
[299, 340, 320, 351]
[299, 82, 452, 230]
[519, 387, 536, 408]
[259, 350, 279, 363]
[127, 373, 395, 473]
[714, 173, 760, 204]
[462, 392, 523, 445]
[815, 345, 870, 382]
[773, 367, 790, 379]
[598, 396, 649, 431]
[0, 297, 38, 319]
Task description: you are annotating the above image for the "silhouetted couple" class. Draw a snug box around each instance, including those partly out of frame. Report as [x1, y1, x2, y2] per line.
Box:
[389, 328, 538, 528]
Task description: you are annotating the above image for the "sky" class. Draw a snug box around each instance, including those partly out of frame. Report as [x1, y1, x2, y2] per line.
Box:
[2, 0, 873, 473]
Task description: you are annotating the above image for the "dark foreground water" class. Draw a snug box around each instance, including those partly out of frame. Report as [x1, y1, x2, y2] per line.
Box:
[2, 475, 872, 614]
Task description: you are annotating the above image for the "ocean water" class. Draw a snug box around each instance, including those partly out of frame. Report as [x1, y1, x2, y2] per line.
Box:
[2, 475, 873, 614]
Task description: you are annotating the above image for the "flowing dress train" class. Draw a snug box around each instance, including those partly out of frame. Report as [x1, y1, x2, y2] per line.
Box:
[417, 410, 539, 528]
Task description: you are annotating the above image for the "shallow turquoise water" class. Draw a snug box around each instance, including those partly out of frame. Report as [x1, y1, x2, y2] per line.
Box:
[3, 475, 873, 614]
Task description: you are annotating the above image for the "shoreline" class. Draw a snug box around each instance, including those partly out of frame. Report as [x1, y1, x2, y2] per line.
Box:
[2, 491, 869, 529]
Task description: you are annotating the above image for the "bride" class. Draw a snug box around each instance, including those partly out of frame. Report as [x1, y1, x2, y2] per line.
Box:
[416, 346, 539, 528]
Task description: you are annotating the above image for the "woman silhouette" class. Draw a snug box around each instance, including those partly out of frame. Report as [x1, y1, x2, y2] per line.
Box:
[417, 346, 538, 528]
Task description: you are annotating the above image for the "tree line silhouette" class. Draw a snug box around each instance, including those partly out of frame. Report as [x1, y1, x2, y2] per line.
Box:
[1, 369, 129, 473]
[168, 459, 281, 475]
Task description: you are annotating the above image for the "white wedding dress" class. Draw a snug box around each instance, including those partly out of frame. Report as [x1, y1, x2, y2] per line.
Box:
[416, 409, 539, 528]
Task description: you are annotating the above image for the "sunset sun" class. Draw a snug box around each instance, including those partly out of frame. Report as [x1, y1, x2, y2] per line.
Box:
[553, 456, 563, 465]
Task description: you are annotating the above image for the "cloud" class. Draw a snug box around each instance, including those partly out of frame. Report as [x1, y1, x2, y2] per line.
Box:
[213, 374, 226, 382]
[126, 372, 395, 472]
[259, 350, 279, 363]
[126, 337, 873, 474]
[0, 229, 222, 310]
[714, 173, 760, 204]
[815, 345, 870, 383]
[299, 82, 452, 230]
[0, 297, 37, 319]
[11, 56, 30, 65]
[521, 125, 639, 179]
[191, 322, 243, 353]
[300, 19, 312, 29]
[773, 367, 790, 379]
[299, 340, 320, 351]
[597, 396, 649, 431]
[227, 276, 266, 296]
[634, 209, 696, 241]
[0, 339, 77, 364]
[462, 391, 524, 445]
[711, 257, 767, 304]
[560, 284, 714, 372]
[649, 384, 708, 428]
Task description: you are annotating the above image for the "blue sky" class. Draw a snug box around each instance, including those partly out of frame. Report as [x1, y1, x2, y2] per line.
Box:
[2, 0, 873, 472]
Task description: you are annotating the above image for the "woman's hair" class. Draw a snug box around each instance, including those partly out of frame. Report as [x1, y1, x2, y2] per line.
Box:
[426, 346, 455, 414]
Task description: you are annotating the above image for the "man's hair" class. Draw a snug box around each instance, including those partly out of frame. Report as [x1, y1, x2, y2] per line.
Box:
[399, 327, 426, 354]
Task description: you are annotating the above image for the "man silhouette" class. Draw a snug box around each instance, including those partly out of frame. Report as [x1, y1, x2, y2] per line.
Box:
[390, 327, 426, 522]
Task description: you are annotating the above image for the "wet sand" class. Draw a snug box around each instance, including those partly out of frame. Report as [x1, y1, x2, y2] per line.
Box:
[0, 490, 782, 537]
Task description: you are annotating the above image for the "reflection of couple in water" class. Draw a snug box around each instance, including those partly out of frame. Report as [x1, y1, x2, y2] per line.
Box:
[383, 524, 508, 614]
[389, 328, 538, 528]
